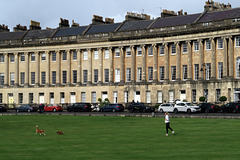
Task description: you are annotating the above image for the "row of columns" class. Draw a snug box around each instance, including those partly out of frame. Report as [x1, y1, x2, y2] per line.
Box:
[1, 36, 235, 87]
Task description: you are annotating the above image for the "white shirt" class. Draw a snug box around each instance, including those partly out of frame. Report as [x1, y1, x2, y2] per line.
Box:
[165, 115, 170, 123]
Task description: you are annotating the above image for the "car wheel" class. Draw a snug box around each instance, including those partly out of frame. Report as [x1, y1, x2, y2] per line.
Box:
[112, 109, 116, 112]
[100, 109, 103, 112]
[53, 108, 56, 112]
[187, 109, 191, 114]
[27, 109, 31, 112]
[16, 109, 19, 113]
[160, 109, 163, 113]
[174, 109, 178, 114]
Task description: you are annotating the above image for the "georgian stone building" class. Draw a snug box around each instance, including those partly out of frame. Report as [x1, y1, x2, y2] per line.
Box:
[0, 1, 240, 106]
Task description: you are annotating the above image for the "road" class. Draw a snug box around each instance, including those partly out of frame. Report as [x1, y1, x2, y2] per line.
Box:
[1, 110, 240, 119]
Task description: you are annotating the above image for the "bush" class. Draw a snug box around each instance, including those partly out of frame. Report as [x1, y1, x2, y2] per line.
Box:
[199, 96, 206, 102]
[219, 96, 227, 102]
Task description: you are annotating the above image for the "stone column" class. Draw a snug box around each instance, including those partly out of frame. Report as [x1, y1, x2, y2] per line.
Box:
[120, 46, 124, 83]
[35, 51, 40, 86]
[211, 38, 216, 79]
[187, 41, 192, 80]
[45, 51, 50, 86]
[131, 46, 136, 82]
[142, 45, 146, 82]
[77, 49, 81, 85]
[98, 48, 103, 83]
[109, 47, 113, 83]
[24, 52, 29, 87]
[164, 43, 169, 81]
[4, 53, 9, 87]
[67, 50, 71, 85]
[56, 50, 60, 86]
[14, 52, 19, 86]
[228, 36, 234, 78]
[223, 37, 228, 78]
[87, 49, 92, 84]
[176, 42, 181, 80]
[199, 39, 204, 79]
[153, 44, 158, 82]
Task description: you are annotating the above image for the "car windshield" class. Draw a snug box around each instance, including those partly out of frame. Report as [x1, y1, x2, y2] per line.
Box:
[186, 103, 195, 106]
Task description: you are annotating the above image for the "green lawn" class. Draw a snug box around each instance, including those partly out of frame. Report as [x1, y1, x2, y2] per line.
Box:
[0, 115, 239, 160]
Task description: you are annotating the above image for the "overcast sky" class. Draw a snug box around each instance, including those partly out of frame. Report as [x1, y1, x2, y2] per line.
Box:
[0, 0, 239, 31]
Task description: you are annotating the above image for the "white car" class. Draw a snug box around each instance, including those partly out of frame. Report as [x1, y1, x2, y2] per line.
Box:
[158, 103, 175, 113]
[174, 102, 201, 114]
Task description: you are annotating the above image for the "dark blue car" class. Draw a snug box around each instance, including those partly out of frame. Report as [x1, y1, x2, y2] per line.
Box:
[100, 103, 124, 112]
[16, 104, 38, 112]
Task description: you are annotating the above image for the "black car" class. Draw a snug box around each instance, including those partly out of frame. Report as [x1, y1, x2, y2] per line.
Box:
[0, 105, 7, 112]
[67, 103, 92, 112]
[220, 102, 240, 113]
[100, 103, 124, 112]
[16, 104, 38, 112]
[128, 103, 155, 113]
[198, 103, 220, 113]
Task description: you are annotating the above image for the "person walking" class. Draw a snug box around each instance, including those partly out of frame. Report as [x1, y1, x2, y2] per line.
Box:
[165, 112, 174, 136]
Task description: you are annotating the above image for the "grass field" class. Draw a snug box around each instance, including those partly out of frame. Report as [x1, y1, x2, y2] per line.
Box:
[0, 115, 239, 160]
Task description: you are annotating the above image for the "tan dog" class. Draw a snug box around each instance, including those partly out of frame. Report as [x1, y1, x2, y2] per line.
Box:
[56, 131, 64, 135]
[36, 125, 46, 135]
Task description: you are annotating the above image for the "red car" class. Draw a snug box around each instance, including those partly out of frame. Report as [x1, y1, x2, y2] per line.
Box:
[44, 104, 63, 112]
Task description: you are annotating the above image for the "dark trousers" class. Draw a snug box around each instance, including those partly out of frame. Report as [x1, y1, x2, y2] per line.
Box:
[166, 122, 173, 134]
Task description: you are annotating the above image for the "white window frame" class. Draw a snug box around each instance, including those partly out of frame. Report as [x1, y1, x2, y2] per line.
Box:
[124, 91, 129, 103]
[62, 71, 67, 84]
[192, 90, 196, 103]
[218, 62, 223, 79]
[41, 53, 46, 61]
[171, 44, 176, 54]
[148, 46, 153, 56]
[205, 40, 211, 50]
[113, 91, 118, 103]
[0, 54, 4, 63]
[94, 50, 98, 60]
[137, 67, 142, 82]
[115, 68, 120, 82]
[206, 63, 211, 80]
[194, 64, 199, 80]
[182, 43, 187, 53]
[94, 69, 98, 83]
[104, 50, 109, 59]
[52, 52, 56, 62]
[20, 53, 25, 62]
[157, 91, 163, 103]
[159, 45, 164, 55]
[83, 70, 88, 84]
[62, 52, 67, 61]
[31, 72, 35, 85]
[217, 38, 223, 49]
[126, 68, 131, 82]
[146, 91, 151, 103]
[216, 89, 221, 102]
[83, 51, 88, 60]
[137, 46, 142, 56]
[81, 92, 86, 102]
[10, 54, 14, 62]
[159, 66, 164, 81]
[236, 37, 240, 47]
[52, 71, 56, 85]
[73, 50, 77, 60]
[104, 69, 109, 83]
[171, 66, 176, 81]
[183, 65, 187, 80]
[115, 48, 120, 57]
[148, 67, 153, 81]
[169, 91, 174, 103]
[194, 41, 199, 51]
[92, 92, 96, 103]
[0, 73, 4, 86]
[73, 70, 77, 84]
[126, 47, 131, 57]
[41, 72, 45, 85]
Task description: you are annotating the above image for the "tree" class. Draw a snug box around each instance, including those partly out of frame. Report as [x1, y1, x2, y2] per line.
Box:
[98, 98, 110, 107]
[219, 96, 227, 104]
[199, 96, 206, 102]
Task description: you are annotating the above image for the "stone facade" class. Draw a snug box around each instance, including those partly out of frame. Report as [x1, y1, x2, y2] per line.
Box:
[0, 2, 240, 106]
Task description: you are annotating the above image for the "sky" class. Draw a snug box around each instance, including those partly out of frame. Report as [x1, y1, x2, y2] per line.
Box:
[0, 0, 239, 31]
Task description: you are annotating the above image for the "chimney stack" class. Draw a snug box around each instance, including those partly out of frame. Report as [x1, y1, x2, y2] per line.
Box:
[125, 12, 151, 21]
[29, 20, 41, 30]
[71, 20, 79, 27]
[13, 24, 27, 32]
[204, 0, 231, 12]
[0, 24, 10, 32]
[105, 18, 114, 24]
[59, 18, 70, 28]
[92, 15, 105, 25]
[161, 9, 177, 18]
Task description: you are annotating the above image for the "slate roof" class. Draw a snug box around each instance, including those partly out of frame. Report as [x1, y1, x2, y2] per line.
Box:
[118, 20, 154, 32]
[0, 31, 26, 41]
[23, 29, 56, 39]
[85, 23, 122, 34]
[150, 13, 201, 29]
[53, 26, 88, 37]
[197, 7, 240, 23]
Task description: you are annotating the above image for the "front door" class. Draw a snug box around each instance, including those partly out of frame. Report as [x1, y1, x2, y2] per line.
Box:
[70, 92, 76, 104]
[135, 91, 141, 102]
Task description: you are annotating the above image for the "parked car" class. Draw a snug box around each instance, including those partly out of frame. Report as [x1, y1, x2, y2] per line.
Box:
[174, 102, 201, 114]
[0, 105, 7, 112]
[44, 104, 63, 112]
[67, 103, 92, 112]
[16, 104, 38, 112]
[198, 103, 220, 113]
[100, 103, 124, 112]
[158, 103, 175, 113]
[220, 102, 240, 113]
[128, 103, 155, 113]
